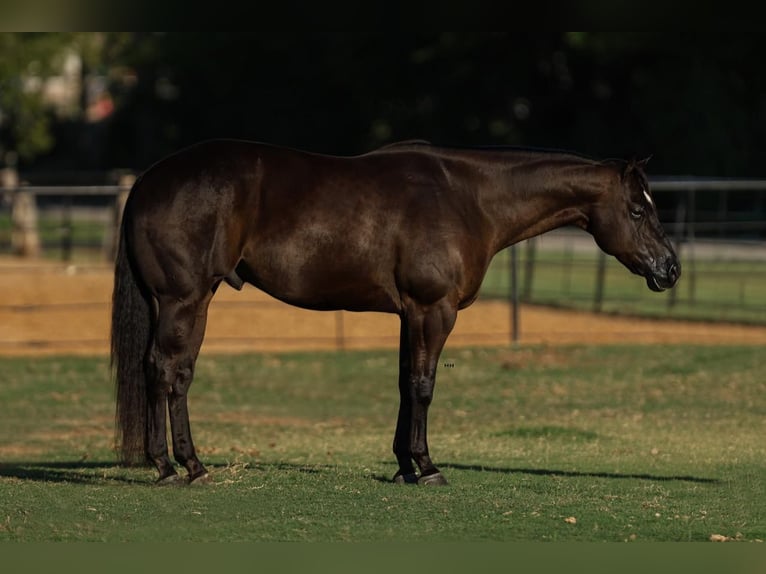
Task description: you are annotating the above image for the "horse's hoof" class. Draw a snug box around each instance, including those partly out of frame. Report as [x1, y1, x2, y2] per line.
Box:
[392, 472, 418, 485]
[189, 472, 212, 486]
[156, 473, 183, 486]
[418, 472, 448, 486]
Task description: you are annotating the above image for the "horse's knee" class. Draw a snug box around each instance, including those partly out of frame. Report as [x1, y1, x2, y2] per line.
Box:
[412, 375, 434, 406]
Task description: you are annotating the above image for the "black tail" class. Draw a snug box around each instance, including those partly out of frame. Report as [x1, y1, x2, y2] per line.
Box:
[111, 207, 152, 465]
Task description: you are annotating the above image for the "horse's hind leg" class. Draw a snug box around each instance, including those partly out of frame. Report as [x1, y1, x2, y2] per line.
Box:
[167, 295, 213, 484]
[147, 292, 212, 484]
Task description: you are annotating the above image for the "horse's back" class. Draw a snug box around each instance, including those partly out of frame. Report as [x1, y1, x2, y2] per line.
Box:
[243, 144, 451, 311]
[123, 139, 489, 313]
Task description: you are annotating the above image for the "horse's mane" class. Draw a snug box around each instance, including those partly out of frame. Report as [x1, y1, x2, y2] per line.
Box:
[374, 141, 651, 181]
[379, 140, 604, 162]
[378, 139, 432, 149]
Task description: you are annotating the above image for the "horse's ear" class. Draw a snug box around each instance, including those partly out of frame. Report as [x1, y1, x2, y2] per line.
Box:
[637, 155, 652, 168]
[622, 155, 651, 179]
[621, 159, 636, 180]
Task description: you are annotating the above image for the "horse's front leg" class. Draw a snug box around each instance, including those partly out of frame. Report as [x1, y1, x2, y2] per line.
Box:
[396, 299, 457, 486]
[393, 317, 417, 484]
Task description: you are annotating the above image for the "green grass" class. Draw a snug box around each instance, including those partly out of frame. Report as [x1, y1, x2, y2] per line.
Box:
[1, 345, 764, 541]
[481, 248, 766, 324]
[0, 212, 109, 263]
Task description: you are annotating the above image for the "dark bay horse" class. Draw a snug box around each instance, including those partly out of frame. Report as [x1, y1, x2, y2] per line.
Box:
[111, 139, 680, 485]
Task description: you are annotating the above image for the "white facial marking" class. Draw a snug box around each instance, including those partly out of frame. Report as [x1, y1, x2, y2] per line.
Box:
[642, 189, 654, 207]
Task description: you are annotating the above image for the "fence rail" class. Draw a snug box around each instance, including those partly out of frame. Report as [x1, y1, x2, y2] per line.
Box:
[0, 170, 135, 261]
[2, 176, 766, 351]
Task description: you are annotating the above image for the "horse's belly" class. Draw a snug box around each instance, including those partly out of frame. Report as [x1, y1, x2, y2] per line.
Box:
[238, 251, 400, 313]
[259, 274, 400, 313]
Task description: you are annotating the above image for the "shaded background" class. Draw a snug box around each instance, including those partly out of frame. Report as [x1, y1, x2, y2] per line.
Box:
[2, 32, 765, 177]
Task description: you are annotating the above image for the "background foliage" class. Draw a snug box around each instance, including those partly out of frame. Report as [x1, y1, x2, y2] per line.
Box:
[2, 32, 765, 176]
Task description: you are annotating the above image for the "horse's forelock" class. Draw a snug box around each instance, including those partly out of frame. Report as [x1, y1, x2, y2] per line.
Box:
[618, 157, 650, 190]
[632, 159, 650, 190]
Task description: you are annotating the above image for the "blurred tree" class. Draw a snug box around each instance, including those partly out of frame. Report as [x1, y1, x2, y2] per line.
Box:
[0, 33, 76, 165]
[0, 33, 143, 171]
[3, 32, 766, 177]
[558, 32, 766, 176]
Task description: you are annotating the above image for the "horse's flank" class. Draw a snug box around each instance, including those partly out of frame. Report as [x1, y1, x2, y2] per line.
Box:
[126, 139, 612, 315]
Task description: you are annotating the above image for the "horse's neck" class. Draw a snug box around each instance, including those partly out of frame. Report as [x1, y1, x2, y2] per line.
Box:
[477, 159, 611, 253]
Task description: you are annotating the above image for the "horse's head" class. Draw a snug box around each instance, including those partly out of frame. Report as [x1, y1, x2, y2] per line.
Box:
[588, 159, 680, 292]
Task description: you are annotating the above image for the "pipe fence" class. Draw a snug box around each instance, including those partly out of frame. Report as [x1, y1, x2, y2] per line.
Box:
[2, 175, 766, 351]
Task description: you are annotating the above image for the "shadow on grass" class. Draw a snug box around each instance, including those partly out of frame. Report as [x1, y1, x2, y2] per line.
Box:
[0, 460, 140, 484]
[1, 459, 720, 486]
[0, 460, 333, 485]
[438, 462, 720, 484]
[371, 462, 720, 485]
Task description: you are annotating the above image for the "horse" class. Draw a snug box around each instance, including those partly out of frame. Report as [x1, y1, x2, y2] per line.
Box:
[111, 139, 680, 485]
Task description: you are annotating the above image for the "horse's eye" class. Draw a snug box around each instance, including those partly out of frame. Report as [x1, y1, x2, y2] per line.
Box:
[630, 205, 644, 220]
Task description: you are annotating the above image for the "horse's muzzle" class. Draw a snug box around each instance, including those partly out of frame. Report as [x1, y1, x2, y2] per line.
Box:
[646, 260, 681, 292]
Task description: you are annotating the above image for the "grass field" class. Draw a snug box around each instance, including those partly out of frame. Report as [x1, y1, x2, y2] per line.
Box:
[0, 345, 763, 542]
[0, 211, 109, 264]
[481, 247, 766, 325]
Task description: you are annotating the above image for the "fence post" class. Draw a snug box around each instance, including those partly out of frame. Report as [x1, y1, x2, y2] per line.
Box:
[561, 240, 573, 296]
[61, 195, 73, 261]
[335, 311, 346, 351]
[685, 186, 697, 305]
[593, 250, 607, 313]
[509, 244, 519, 344]
[522, 238, 536, 302]
[0, 167, 17, 240]
[1, 167, 18, 190]
[7, 167, 41, 258]
[668, 199, 686, 310]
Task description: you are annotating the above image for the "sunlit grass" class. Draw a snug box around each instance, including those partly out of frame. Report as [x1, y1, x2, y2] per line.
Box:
[0, 346, 763, 541]
[482, 247, 766, 324]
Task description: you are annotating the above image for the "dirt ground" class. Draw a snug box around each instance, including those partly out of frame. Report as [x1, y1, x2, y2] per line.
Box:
[2, 258, 766, 357]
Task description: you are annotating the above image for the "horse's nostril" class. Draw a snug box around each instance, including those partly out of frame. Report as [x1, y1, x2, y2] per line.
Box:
[668, 262, 680, 283]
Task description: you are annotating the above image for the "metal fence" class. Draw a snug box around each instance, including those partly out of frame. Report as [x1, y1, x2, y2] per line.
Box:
[1, 176, 766, 351]
[0, 179, 132, 262]
[499, 178, 766, 338]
